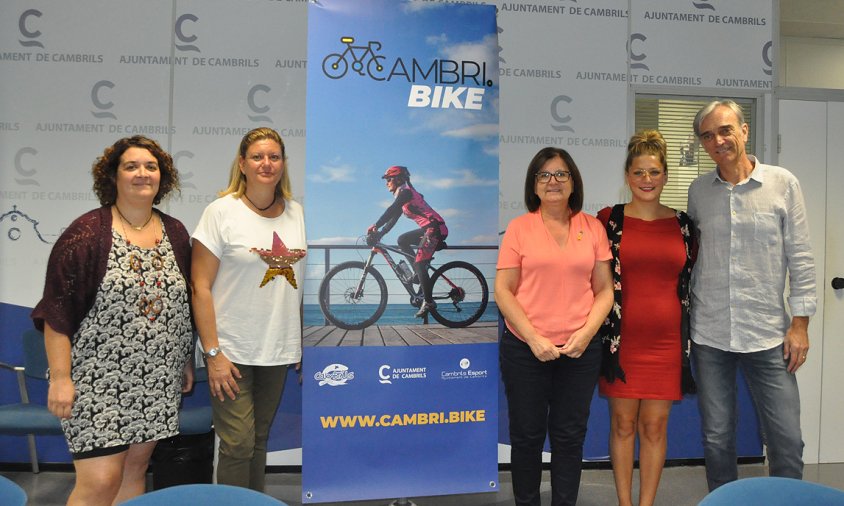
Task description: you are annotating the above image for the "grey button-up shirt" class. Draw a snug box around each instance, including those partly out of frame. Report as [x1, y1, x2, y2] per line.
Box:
[687, 156, 816, 353]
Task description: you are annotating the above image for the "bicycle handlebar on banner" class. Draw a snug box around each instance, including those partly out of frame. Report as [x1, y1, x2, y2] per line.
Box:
[365, 231, 381, 247]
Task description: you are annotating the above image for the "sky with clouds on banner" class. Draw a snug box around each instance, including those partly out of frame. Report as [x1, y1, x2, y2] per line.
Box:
[305, 0, 499, 249]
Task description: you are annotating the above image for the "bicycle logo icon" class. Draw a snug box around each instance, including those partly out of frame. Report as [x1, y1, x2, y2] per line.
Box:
[322, 36, 387, 80]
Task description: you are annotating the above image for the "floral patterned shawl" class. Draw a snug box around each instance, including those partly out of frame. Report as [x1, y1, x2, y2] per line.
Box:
[599, 203, 696, 394]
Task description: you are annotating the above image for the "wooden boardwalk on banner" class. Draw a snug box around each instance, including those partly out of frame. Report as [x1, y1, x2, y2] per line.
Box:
[303, 321, 498, 347]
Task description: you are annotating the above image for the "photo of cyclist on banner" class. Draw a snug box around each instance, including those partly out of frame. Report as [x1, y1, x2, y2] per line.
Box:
[367, 165, 449, 318]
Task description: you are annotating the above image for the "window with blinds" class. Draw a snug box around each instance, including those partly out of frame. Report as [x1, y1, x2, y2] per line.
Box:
[634, 96, 756, 211]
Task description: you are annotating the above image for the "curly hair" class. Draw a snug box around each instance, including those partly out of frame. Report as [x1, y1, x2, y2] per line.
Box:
[219, 127, 291, 200]
[523, 147, 584, 214]
[625, 129, 667, 173]
[91, 136, 179, 206]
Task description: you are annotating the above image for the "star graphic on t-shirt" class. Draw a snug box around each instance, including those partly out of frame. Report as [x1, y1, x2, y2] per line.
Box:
[250, 232, 306, 288]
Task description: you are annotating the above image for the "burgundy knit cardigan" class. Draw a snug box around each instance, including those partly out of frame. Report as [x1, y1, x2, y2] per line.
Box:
[31, 206, 191, 340]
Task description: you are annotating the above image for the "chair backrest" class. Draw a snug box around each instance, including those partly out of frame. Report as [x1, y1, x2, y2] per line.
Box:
[176, 365, 213, 435]
[21, 329, 49, 381]
[0, 475, 27, 506]
[121, 483, 288, 505]
[698, 476, 844, 505]
[194, 366, 208, 384]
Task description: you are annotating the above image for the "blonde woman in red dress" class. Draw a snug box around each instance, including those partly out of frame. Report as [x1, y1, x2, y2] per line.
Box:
[598, 130, 695, 506]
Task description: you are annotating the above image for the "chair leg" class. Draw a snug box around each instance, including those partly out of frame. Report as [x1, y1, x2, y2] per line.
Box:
[27, 434, 40, 473]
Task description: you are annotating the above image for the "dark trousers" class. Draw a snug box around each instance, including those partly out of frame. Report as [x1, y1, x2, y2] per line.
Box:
[398, 228, 432, 302]
[500, 327, 601, 506]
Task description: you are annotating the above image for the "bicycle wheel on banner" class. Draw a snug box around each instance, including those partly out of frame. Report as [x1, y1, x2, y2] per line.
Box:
[428, 260, 489, 328]
[321, 53, 348, 79]
[318, 261, 388, 330]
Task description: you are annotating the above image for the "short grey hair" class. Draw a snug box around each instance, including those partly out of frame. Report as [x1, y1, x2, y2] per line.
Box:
[693, 99, 746, 137]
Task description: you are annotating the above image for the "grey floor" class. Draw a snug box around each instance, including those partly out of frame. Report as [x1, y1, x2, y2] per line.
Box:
[5, 463, 844, 506]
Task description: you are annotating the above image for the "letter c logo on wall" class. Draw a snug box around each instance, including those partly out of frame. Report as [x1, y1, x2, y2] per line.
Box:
[18, 9, 44, 49]
[175, 13, 200, 53]
[628, 33, 649, 71]
[91, 81, 117, 120]
[173, 151, 196, 190]
[248, 84, 272, 123]
[15, 147, 39, 187]
[762, 41, 773, 76]
[550, 95, 575, 133]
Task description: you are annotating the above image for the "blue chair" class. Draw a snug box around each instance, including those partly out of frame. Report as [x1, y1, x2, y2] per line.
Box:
[178, 366, 213, 435]
[122, 483, 288, 505]
[0, 475, 27, 506]
[0, 329, 64, 473]
[698, 476, 844, 505]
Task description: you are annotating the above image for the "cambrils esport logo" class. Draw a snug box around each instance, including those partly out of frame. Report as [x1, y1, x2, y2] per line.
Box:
[321, 35, 492, 111]
[441, 357, 488, 381]
[314, 363, 355, 386]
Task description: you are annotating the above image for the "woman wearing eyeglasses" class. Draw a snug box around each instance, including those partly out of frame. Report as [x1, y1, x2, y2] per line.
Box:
[496, 147, 613, 506]
[597, 130, 696, 506]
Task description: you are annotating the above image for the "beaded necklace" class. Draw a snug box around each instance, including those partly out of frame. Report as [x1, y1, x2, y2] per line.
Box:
[118, 210, 164, 321]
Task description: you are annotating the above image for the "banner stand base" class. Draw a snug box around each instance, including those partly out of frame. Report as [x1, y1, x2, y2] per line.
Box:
[389, 499, 417, 506]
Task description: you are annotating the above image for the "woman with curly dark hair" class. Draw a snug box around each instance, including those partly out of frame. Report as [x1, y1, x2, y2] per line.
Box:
[32, 135, 193, 506]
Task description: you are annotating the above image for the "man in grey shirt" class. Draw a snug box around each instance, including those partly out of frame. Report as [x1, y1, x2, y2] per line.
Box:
[687, 99, 816, 491]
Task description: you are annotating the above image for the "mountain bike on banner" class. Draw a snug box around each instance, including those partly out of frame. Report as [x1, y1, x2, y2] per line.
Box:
[318, 231, 489, 330]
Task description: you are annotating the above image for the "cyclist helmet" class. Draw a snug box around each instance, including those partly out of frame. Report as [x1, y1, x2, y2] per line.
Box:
[382, 165, 409, 180]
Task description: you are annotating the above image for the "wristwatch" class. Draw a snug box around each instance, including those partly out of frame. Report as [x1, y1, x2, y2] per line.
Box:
[204, 346, 221, 359]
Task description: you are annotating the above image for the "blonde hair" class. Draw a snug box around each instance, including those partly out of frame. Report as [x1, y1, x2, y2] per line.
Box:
[625, 129, 667, 173]
[219, 127, 292, 200]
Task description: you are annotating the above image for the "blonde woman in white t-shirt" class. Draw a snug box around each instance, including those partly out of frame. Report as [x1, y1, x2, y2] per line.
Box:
[191, 127, 306, 491]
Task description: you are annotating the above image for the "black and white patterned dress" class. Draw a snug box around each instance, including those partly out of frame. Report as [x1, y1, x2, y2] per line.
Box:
[62, 229, 192, 454]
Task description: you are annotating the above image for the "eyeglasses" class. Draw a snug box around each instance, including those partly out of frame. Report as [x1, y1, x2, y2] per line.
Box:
[535, 170, 571, 183]
[629, 169, 665, 180]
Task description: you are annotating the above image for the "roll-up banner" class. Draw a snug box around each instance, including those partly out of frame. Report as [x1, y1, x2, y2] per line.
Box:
[302, 0, 499, 502]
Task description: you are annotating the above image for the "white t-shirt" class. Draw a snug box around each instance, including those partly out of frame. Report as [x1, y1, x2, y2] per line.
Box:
[192, 194, 306, 366]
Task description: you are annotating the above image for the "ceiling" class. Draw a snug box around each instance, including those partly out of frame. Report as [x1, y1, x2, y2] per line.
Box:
[781, 0, 844, 39]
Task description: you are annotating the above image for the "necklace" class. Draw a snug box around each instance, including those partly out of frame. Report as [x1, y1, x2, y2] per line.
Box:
[128, 249, 165, 322]
[122, 219, 165, 322]
[116, 208, 160, 247]
[115, 205, 153, 231]
[243, 192, 276, 211]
